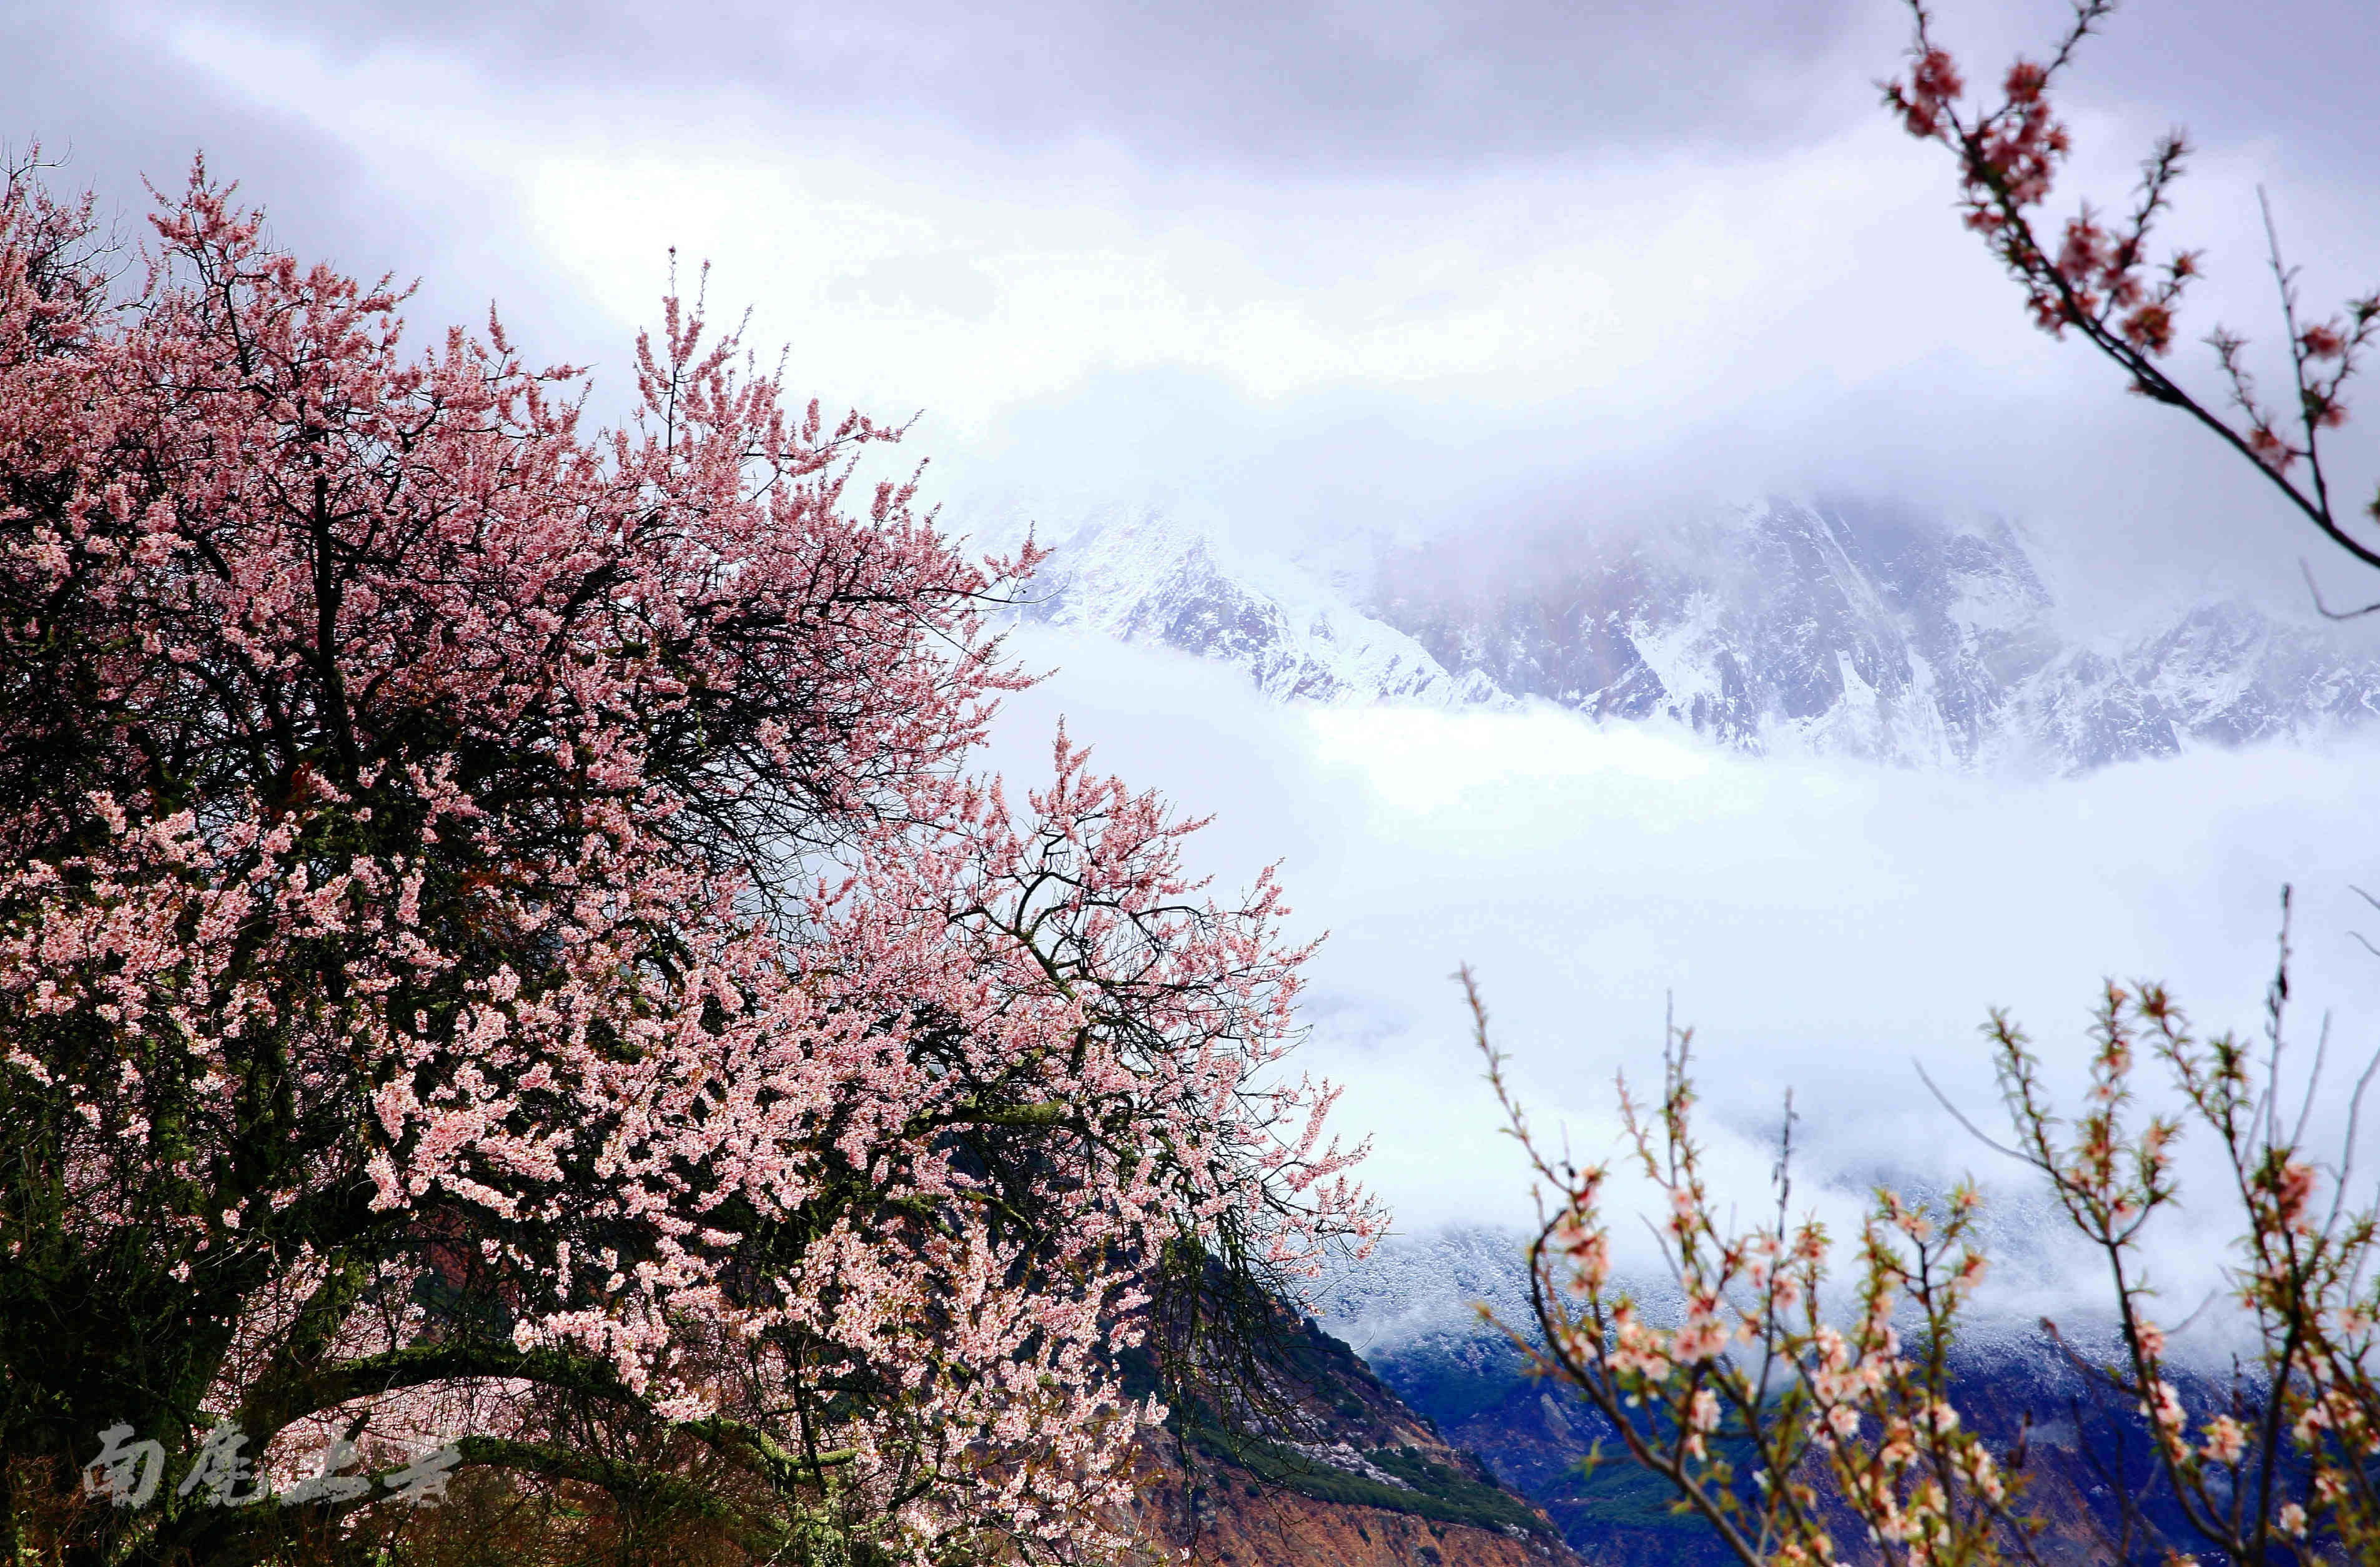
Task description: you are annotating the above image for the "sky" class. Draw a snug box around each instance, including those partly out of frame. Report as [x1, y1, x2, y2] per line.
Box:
[14, 0, 2380, 1334]
[14, 0, 2376, 606]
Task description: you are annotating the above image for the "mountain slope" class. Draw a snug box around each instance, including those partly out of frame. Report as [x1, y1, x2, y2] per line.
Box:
[1120, 1307, 1588, 1566]
[1015, 510, 1506, 709]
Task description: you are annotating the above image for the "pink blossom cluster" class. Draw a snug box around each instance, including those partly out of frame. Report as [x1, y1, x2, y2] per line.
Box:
[1988, 970, 2380, 1558]
[1467, 965, 2023, 1567]
[1884, 0, 2380, 563]
[1883, 4, 2199, 361]
[0, 157, 1376, 1561]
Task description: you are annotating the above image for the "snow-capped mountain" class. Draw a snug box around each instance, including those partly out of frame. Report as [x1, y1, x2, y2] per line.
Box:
[1014, 499, 2380, 773]
[1013, 510, 1506, 708]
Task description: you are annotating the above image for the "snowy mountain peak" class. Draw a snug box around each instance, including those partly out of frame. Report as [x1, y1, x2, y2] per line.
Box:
[1015, 508, 1507, 708]
[1015, 499, 2380, 773]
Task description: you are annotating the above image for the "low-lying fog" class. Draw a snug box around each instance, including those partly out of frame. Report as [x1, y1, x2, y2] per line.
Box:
[984, 618, 2380, 1353]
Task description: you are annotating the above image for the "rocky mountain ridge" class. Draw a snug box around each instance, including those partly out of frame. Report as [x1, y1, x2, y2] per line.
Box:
[1014, 508, 1505, 709]
[1014, 502, 2380, 773]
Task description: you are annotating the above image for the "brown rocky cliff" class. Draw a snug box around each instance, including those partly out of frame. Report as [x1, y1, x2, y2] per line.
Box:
[1121, 1437, 1589, 1567]
[1110, 1316, 1594, 1567]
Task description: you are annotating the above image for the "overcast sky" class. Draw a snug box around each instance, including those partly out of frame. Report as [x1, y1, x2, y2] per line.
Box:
[14, 0, 2380, 1315]
[12, 0, 2377, 610]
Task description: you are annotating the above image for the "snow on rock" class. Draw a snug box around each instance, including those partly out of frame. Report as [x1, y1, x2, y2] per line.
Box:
[1013, 510, 1509, 709]
[1019, 498, 2380, 774]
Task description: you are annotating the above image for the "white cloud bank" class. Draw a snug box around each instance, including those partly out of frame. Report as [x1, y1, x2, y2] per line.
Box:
[982, 620, 2380, 1341]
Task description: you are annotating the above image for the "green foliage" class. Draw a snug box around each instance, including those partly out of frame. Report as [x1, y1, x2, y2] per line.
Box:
[1182, 1418, 1549, 1537]
[1540, 1435, 1770, 1535]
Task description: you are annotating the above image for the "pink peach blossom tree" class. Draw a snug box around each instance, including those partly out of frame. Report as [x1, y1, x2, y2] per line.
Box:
[0, 155, 1376, 1567]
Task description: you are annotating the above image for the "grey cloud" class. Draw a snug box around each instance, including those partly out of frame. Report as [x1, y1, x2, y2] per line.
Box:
[2, 1, 608, 373]
[7, 4, 383, 252]
[144, 0, 1868, 176]
[77, 0, 2380, 186]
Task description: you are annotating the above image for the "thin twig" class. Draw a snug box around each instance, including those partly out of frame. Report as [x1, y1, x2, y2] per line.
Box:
[1916, 1060, 2035, 1164]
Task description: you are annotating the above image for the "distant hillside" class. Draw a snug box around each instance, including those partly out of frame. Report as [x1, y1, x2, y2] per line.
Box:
[1319, 1227, 2279, 1565]
[1121, 1304, 1588, 1566]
